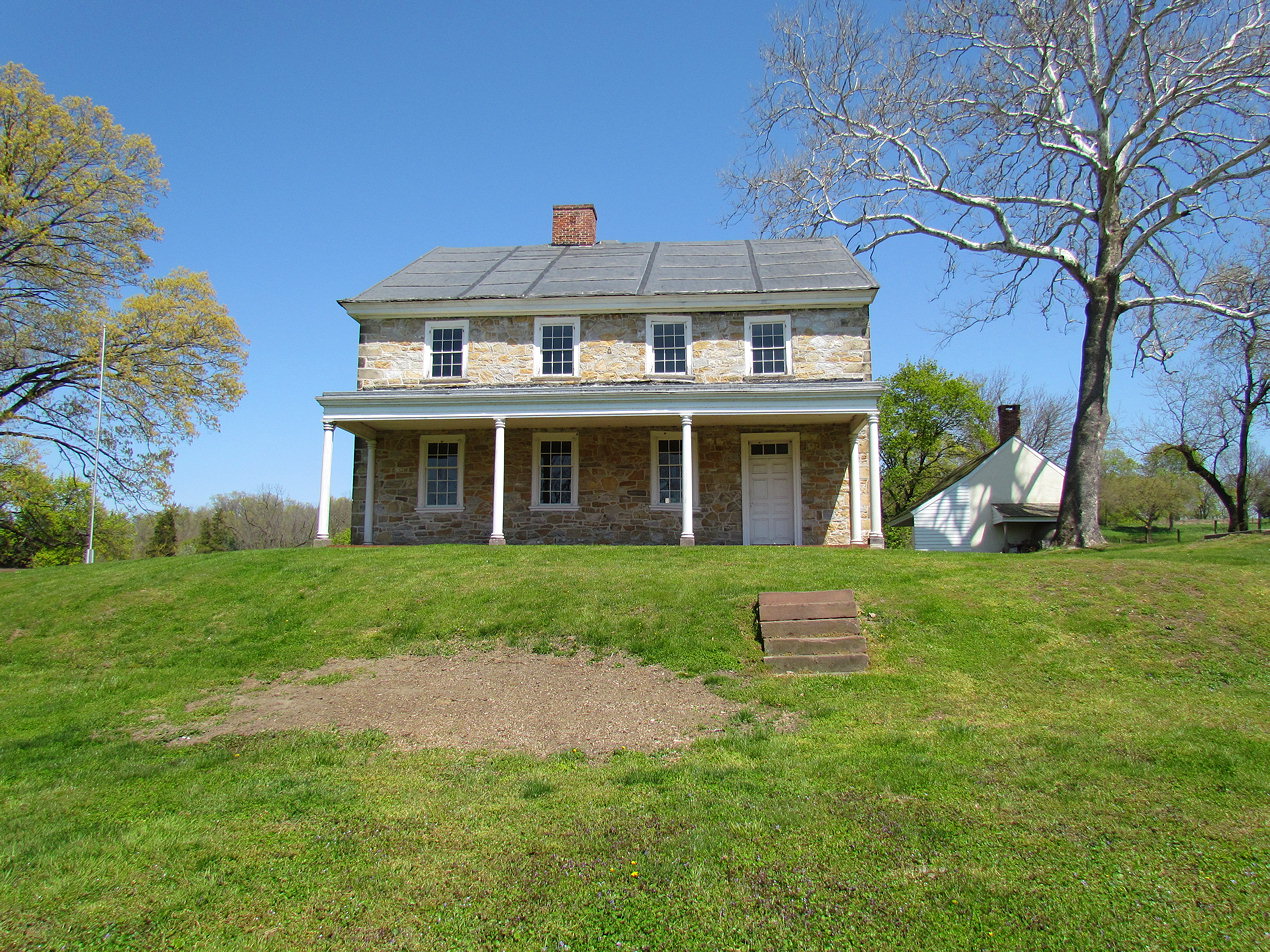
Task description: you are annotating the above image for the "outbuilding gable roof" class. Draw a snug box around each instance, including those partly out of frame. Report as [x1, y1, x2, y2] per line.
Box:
[343, 237, 877, 305]
[888, 437, 1065, 528]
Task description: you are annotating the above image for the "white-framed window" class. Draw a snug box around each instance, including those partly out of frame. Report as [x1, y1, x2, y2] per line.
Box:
[745, 315, 792, 376]
[416, 434, 465, 510]
[645, 316, 692, 375]
[534, 317, 580, 377]
[531, 432, 579, 509]
[649, 431, 700, 510]
[425, 320, 469, 379]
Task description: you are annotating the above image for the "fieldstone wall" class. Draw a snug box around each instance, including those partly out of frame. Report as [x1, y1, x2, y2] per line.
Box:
[350, 422, 875, 546]
[355, 308, 871, 389]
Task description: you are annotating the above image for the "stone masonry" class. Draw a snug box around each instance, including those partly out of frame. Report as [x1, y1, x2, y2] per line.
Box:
[355, 308, 871, 390]
[351, 422, 874, 546]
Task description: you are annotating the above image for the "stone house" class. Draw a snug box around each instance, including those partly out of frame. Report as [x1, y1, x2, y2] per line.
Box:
[314, 205, 885, 546]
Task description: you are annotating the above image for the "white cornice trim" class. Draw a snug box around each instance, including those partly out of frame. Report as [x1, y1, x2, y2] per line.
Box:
[317, 382, 883, 427]
[339, 288, 877, 320]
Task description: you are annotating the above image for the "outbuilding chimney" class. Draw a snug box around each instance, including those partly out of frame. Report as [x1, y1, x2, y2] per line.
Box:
[998, 404, 1021, 443]
[551, 204, 598, 246]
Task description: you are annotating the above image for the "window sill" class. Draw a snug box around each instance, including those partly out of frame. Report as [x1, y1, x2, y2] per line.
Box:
[743, 373, 796, 382]
[529, 503, 580, 512]
[422, 377, 470, 384]
[646, 373, 694, 381]
[650, 504, 703, 513]
[416, 506, 466, 513]
[530, 375, 581, 383]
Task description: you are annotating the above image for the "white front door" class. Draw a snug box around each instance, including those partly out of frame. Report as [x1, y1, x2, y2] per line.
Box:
[746, 440, 797, 544]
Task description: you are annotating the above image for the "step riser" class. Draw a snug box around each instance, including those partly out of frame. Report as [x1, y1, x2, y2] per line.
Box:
[758, 601, 857, 622]
[763, 653, 870, 674]
[760, 618, 861, 637]
[759, 589, 854, 606]
[762, 635, 867, 655]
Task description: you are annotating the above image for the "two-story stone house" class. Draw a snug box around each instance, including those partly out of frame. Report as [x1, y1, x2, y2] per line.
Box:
[314, 205, 885, 547]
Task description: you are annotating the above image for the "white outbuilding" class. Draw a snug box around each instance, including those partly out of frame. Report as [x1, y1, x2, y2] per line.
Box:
[888, 405, 1067, 552]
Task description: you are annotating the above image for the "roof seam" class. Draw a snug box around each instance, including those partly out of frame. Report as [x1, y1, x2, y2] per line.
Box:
[636, 242, 661, 296]
[458, 246, 522, 298]
[523, 247, 570, 297]
[745, 240, 765, 292]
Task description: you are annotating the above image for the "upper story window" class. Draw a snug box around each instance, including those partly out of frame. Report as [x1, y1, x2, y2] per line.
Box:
[745, 316, 792, 376]
[534, 317, 580, 377]
[646, 316, 692, 375]
[425, 320, 468, 379]
[417, 435, 465, 510]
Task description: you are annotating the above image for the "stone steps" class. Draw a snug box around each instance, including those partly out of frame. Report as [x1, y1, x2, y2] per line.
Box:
[758, 589, 869, 675]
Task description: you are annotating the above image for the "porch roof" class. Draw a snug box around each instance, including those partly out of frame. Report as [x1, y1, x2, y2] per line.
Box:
[317, 380, 882, 438]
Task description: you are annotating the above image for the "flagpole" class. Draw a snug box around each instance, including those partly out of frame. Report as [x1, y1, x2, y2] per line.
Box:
[84, 321, 106, 564]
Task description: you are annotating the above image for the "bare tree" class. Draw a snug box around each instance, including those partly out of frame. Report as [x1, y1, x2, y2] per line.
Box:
[1147, 233, 1270, 531]
[970, 369, 1074, 462]
[731, 0, 1270, 547]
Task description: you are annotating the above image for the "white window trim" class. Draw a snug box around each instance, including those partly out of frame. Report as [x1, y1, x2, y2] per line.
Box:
[533, 317, 581, 378]
[424, 319, 469, 380]
[740, 432, 803, 545]
[416, 434, 466, 511]
[644, 315, 693, 376]
[649, 431, 701, 511]
[530, 431, 580, 510]
[744, 314, 792, 376]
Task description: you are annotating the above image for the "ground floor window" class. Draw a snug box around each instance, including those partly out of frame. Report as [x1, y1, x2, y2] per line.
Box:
[649, 431, 700, 509]
[417, 435, 465, 510]
[532, 432, 579, 509]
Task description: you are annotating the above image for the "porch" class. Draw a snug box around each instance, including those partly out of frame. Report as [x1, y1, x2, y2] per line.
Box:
[314, 382, 884, 546]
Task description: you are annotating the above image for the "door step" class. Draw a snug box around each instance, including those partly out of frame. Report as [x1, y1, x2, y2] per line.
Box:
[758, 589, 868, 675]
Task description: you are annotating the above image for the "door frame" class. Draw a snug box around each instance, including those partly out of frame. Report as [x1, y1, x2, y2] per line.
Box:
[740, 431, 802, 545]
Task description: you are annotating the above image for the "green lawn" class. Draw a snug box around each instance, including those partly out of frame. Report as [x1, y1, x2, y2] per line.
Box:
[1, 539, 1267, 951]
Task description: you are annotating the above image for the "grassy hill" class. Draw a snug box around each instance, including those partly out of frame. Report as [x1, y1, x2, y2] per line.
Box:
[1, 540, 1267, 951]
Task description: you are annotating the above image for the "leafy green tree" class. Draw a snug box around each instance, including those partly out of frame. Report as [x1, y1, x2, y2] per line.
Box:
[0, 64, 247, 503]
[880, 359, 993, 517]
[145, 507, 179, 558]
[196, 509, 236, 553]
[0, 449, 132, 566]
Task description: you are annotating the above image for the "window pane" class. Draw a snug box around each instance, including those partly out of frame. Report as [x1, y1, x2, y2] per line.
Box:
[538, 440, 573, 505]
[425, 441, 460, 506]
[652, 322, 687, 374]
[657, 438, 683, 505]
[431, 327, 464, 377]
[540, 324, 574, 375]
[749, 322, 786, 374]
[750, 442, 790, 456]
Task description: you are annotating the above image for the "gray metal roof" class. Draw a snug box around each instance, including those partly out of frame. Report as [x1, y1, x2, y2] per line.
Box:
[344, 237, 877, 304]
[992, 503, 1061, 521]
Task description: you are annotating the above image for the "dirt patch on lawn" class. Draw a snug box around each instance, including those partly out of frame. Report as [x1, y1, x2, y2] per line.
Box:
[148, 647, 746, 756]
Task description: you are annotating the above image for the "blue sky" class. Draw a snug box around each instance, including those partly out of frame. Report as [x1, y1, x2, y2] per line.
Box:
[8, 0, 1154, 509]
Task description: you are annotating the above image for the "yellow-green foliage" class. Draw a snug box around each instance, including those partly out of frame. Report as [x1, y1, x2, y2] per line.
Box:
[0, 63, 247, 501]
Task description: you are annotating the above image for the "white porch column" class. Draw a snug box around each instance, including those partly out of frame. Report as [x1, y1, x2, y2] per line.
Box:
[315, 421, 335, 543]
[361, 437, 376, 545]
[867, 411, 884, 548]
[490, 417, 507, 545]
[679, 414, 695, 546]
[849, 423, 864, 545]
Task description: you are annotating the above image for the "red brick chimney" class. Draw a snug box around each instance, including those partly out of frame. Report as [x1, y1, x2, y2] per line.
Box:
[998, 404, 1021, 443]
[551, 204, 597, 246]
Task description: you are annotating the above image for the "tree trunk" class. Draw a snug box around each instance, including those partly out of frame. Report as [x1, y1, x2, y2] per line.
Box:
[1171, 444, 1240, 532]
[1056, 286, 1118, 548]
